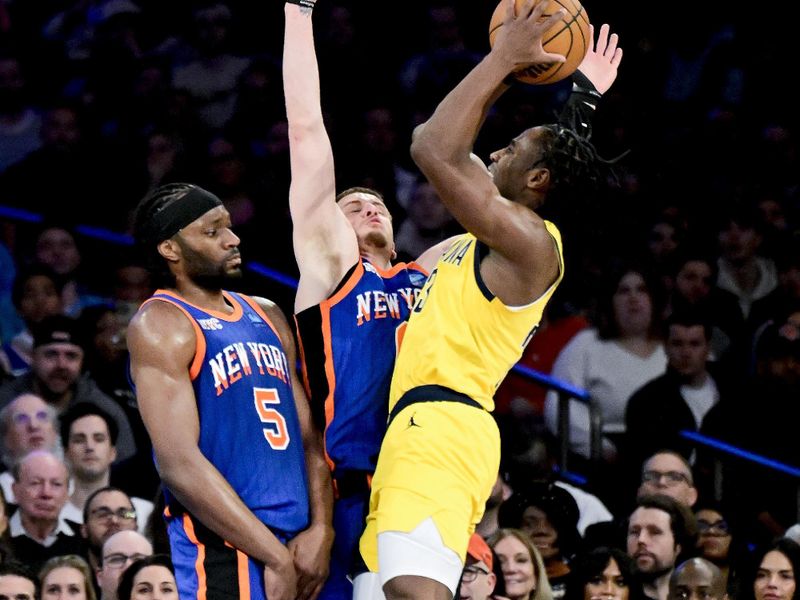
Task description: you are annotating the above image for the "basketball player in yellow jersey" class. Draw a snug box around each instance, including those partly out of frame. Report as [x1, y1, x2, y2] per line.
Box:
[357, 0, 623, 598]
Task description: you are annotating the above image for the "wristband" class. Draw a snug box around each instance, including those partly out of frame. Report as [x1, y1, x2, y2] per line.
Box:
[286, 0, 315, 9]
[571, 70, 601, 98]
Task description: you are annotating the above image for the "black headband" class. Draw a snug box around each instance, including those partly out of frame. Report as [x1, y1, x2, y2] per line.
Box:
[144, 187, 223, 245]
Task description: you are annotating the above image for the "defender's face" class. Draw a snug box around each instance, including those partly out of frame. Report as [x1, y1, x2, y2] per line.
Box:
[338, 192, 394, 252]
[175, 205, 242, 288]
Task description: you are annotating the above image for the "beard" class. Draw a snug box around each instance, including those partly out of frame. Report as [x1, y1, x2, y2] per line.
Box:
[363, 230, 390, 249]
[177, 238, 243, 290]
[635, 554, 674, 581]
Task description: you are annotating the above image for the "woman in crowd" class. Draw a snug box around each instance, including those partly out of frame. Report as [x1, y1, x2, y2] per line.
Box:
[38, 555, 97, 600]
[564, 547, 645, 600]
[489, 528, 552, 600]
[740, 538, 800, 600]
[694, 503, 737, 591]
[117, 555, 178, 600]
[498, 482, 582, 598]
[544, 263, 666, 461]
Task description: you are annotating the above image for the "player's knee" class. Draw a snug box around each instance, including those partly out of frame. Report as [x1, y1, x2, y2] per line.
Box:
[383, 575, 452, 600]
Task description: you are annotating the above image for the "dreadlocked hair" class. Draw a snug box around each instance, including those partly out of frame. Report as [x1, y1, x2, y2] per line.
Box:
[131, 182, 197, 287]
[537, 124, 622, 205]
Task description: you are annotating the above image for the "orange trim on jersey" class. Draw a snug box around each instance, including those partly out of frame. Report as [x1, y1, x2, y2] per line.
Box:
[182, 515, 207, 600]
[163, 505, 172, 518]
[368, 260, 416, 279]
[152, 289, 244, 322]
[395, 321, 407, 353]
[320, 304, 337, 472]
[403, 261, 430, 277]
[141, 296, 206, 380]
[236, 550, 250, 600]
[327, 261, 364, 306]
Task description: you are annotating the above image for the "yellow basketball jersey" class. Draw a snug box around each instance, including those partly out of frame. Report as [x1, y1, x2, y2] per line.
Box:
[389, 221, 564, 412]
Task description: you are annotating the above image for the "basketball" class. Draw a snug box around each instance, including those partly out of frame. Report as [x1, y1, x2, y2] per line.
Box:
[489, 0, 590, 85]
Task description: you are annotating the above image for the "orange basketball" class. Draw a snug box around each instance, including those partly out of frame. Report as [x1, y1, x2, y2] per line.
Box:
[489, 0, 590, 85]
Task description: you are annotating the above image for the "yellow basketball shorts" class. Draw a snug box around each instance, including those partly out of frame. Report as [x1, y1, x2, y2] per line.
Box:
[359, 401, 501, 572]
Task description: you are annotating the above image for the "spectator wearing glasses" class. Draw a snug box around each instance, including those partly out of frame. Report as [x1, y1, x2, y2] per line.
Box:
[59, 404, 153, 534]
[637, 452, 698, 508]
[459, 533, 499, 600]
[97, 530, 154, 600]
[0, 392, 61, 502]
[694, 504, 737, 592]
[9, 449, 82, 570]
[584, 452, 697, 554]
[80, 487, 139, 572]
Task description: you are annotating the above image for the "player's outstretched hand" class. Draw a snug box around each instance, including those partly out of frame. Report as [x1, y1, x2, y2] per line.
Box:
[577, 23, 623, 94]
[264, 550, 298, 600]
[288, 524, 334, 600]
[493, 0, 566, 69]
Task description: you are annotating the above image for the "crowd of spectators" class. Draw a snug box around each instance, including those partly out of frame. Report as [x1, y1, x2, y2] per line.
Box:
[0, 0, 798, 598]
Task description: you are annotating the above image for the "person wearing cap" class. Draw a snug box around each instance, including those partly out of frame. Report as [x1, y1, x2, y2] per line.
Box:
[127, 183, 332, 600]
[0, 315, 137, 463]
[459, 534, 499, 600]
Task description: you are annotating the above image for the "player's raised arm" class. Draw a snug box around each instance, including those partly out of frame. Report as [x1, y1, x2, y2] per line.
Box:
[558, 23, 623, 137]
[284, 1, 359, 312]
[410, 0, 564, 271]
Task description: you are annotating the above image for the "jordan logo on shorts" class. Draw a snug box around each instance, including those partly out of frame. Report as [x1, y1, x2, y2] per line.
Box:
[407, 414, 421, 429]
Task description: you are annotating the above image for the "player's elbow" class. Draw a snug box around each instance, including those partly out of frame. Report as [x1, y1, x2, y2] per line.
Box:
[410, 133, 443, 171]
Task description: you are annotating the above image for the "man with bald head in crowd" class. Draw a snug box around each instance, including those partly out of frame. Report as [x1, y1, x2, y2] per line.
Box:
[8, 449, 82, 569]
[96, 530, 154, 600]
[0, 392, 60, 502]
[668, 558, 726, 600]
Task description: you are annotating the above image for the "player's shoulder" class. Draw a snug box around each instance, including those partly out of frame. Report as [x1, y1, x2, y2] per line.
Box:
[249, 296, 292, 329]
[130, 297, 195, 338]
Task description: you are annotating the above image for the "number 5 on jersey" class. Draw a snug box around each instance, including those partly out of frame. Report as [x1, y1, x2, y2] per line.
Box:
[253, 388, 289, 450]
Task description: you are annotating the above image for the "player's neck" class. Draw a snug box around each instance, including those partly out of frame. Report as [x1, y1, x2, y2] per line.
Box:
[173, 282, 233, 314]
[360, 248, 394, 270]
